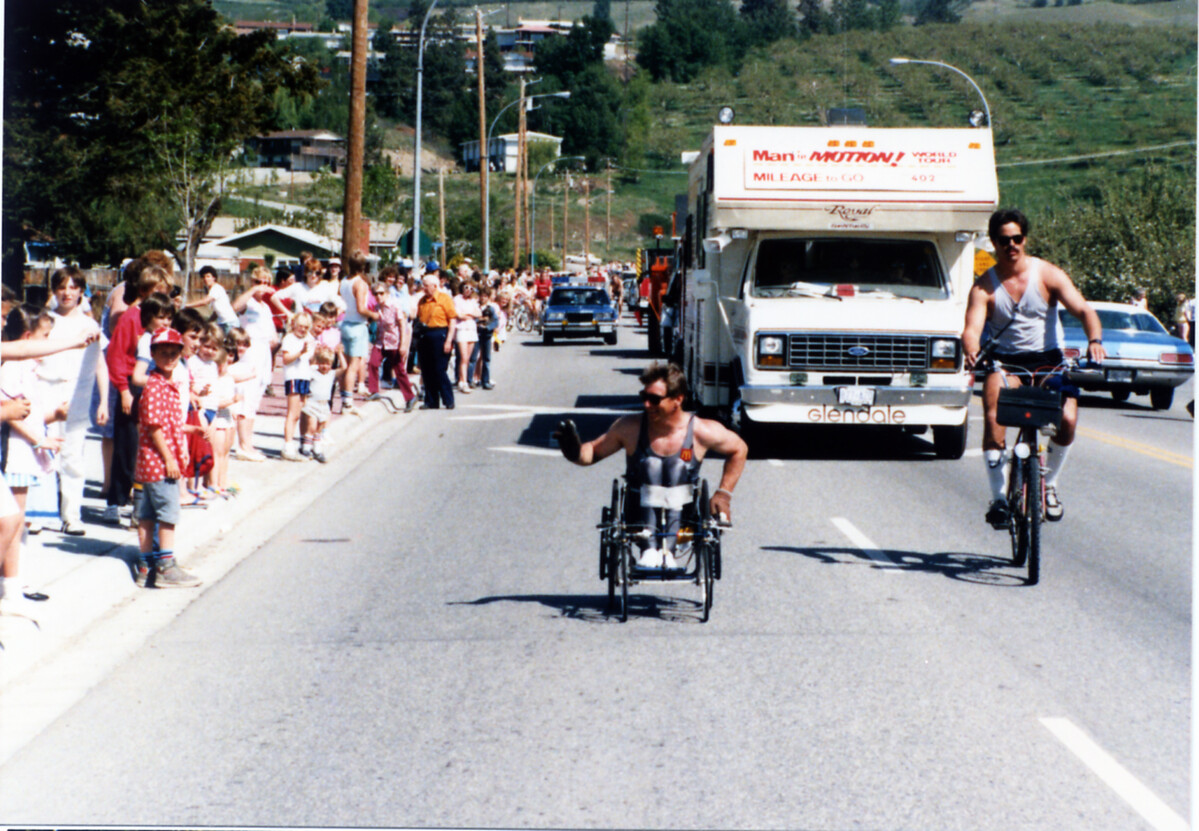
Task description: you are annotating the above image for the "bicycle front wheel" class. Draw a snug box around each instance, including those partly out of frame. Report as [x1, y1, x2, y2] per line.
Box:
[1007, 455, 1026, 567]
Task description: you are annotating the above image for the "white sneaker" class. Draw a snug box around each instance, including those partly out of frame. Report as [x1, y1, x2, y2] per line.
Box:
[281, 444, 304, 461]
[637, 547, 664, 569]
[101, 505, 120, 524]
[458, 382, 472, 394]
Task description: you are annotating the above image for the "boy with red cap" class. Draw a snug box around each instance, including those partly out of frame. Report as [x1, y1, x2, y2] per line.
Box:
[134, 328, 201, 588]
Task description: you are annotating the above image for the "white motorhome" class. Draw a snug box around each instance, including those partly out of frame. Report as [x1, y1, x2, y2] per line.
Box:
[678, 124, 998, 458]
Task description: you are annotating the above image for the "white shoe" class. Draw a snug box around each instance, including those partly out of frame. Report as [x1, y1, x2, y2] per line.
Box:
[637, 548, 664, 569]
[660, 548, 680, 569]
[458, 382, 472, 394]
[281, 444, 304, 461]
[101, 505, 120, 524]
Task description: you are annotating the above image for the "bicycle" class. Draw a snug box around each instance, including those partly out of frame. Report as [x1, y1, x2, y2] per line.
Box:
[510, 302, 535, 334]
[981, 352, 1084, 585]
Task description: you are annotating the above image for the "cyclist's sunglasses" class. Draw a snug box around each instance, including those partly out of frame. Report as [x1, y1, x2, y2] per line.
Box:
[994, 233, 1025, 246]
[639, 390, 667, 405]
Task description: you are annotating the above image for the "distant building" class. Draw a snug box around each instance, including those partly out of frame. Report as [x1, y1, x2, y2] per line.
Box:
[211, 224, 340, 270]
[245, 131, 346, 173]
[460, 132, 563, 174]
[234, 20, 316, 36]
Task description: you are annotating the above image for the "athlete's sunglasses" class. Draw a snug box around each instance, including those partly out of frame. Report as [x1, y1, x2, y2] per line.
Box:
[639, 390, 666, 406]
[994, 233, 1025, 247]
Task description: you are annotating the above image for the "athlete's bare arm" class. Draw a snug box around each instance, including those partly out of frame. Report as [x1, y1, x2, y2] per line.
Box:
[558, 415, 638, 466]
[693, 417, 748, 519]
[1042, 263, 1106, 363]
[962, 279, 993, 369]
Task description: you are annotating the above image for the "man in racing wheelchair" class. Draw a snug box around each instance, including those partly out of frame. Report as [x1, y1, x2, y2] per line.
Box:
[555, 363, 748, 569]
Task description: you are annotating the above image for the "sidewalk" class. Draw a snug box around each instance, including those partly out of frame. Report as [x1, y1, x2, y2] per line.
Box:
[0, 373, 417, 687]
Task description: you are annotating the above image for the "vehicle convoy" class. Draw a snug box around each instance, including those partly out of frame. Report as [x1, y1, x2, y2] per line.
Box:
[1059, 301, 1194, 409]
[677, 123, 999, 458]
[542, 283, 619, 344]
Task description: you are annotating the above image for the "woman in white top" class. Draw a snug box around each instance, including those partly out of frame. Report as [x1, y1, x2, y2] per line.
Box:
[338, 252, 379, 407]
[273, 259, 346, 318]
[187, 266, 240, 332]
[452, 281, 481, 393]
[230, 266, 288, 460]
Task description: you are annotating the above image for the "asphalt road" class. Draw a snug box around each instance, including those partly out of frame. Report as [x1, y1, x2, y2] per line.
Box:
[0, 322, 1191, 830]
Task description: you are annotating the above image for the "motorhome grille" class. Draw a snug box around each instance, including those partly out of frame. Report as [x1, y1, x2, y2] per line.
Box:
[787, 334, 929, 370]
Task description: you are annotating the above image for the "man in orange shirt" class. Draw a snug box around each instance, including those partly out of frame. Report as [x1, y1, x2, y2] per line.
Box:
[415, 273, 459, 409]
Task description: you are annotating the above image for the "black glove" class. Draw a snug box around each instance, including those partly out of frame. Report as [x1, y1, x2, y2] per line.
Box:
[554, 419, 581, 462]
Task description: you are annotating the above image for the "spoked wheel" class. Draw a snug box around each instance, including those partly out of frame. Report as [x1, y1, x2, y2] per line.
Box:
[605, 479, 623, 613]
[1025, 454, 1042, 586]
[1007, 453, 1027, 567]
[697, 480, 713, 622]
[617, 543, 629, 622]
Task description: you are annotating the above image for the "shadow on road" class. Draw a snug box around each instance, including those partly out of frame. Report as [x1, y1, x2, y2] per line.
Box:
[449, 593, 708, 623]
[764, 545, 1027, 586]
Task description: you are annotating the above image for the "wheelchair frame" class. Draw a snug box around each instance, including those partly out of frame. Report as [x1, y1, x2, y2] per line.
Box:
[597, 477, 723, 622]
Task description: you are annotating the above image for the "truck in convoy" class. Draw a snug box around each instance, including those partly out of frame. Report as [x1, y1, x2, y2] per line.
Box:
[678, 124, 998, 458]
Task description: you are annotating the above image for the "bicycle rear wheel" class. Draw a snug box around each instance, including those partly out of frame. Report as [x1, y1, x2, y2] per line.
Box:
[1026, 454, 1042, 586]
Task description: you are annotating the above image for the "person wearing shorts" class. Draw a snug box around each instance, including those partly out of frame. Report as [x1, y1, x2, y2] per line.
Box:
[134, 328, 201, 588]
[338, 251, 379, 412]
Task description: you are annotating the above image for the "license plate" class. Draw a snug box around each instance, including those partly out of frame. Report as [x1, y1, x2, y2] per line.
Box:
[1106, 369, 1133, 383]
[837, 386, 876, 407]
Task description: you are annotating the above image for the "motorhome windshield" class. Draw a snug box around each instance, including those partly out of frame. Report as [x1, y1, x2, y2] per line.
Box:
[752, 238, 948, 300]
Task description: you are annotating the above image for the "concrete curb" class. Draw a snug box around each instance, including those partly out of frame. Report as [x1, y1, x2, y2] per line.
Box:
[0, 388, 417, 688]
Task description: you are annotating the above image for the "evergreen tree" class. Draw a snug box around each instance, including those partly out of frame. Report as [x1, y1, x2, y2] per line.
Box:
[593, 0, 613, 21]
[741, 0, 797, 46]
[876, 0, 902, 30]
[797, 0, 832, 35]
[915, 0, 967, 24]
[373, 24, 411, 120]
[327, 0, 354, 20]
[636, 0, 745, 82]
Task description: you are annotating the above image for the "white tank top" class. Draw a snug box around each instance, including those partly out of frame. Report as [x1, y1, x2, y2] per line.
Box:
[986, 266, 1064, 353]
[340, 277, 367, 324]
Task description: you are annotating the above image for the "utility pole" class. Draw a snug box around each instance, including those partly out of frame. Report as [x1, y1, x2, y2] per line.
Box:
[342, 0, 370, 259]
[606, 162, 612, 258]
[624, 0, 630, 83]
[584, 177, 591, 271]
[438, 166, 447, 267]
[563, 176, 570, 266]
[476, 9, 487, 272]
[513, 77, 526, 269]
[549, 181, 554, 265]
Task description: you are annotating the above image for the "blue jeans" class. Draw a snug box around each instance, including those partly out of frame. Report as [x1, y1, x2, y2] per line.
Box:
[468, 331, 492, 386]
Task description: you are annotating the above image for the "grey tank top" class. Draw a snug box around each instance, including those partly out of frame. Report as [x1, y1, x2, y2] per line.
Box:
[985, 266, 1064, 353]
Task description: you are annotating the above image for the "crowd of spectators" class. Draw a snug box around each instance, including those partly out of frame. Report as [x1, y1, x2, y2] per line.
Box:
[0, 249, 634, 614]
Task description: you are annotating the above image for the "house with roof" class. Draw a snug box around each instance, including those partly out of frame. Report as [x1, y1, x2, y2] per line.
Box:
[460, 131, 563, 174]
[245, 131, 346, 173]
[210, 224, 340, 271]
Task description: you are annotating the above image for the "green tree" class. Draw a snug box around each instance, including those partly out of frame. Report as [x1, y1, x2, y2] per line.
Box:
[593, 0, 613, 20]
[2, 0, 318, 283]
[797, 0, 833, 35]
[373, 24, 411, 120]
[831, 0, 875, 31]
[327, 0, 355, 20]
[741, 0, 797, 46]
[915, 0, 968, 25]
[636, 0, 745, 82]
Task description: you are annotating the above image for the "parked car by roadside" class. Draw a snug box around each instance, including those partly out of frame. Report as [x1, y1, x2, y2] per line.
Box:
[1061, 301, 1194, 409]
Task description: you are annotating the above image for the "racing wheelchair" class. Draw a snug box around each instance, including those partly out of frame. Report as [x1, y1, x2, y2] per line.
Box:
[596, 477, 727, 622]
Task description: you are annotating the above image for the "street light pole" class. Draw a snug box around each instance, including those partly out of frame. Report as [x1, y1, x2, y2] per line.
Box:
[889, 57, 992, 130]
[412, 0, 439, 275]
[531, 155, 584, 271]
[483, 88, 570, 274]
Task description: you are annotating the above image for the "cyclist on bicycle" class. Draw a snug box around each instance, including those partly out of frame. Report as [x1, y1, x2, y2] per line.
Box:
[554, 363, 747, 568]
[963, 208, 1106, 528]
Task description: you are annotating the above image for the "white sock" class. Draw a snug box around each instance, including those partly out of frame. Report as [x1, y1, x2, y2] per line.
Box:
[0, 576, 11, 600]
[1044, 441, 1070, 488]
[985, 449, 1009, 500]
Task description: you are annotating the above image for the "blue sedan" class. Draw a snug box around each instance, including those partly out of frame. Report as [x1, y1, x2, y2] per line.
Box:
[1060, 301, 1194, 409]
[541, 286, 619, 345]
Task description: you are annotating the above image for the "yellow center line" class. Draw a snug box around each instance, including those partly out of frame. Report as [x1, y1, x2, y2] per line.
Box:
[1076, 426, 1193, 469]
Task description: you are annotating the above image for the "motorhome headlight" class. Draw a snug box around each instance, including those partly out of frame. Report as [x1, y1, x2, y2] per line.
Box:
[930, 338, 958, 370]
[758, 335, 786, 368]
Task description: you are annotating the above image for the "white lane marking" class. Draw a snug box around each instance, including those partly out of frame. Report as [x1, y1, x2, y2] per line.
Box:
[489, 446, 561, 457]
[1039, 717, 1189, 831]
[830, 517, 899, 569]
[767, 459, 784, 467]
[452, 412, 545, 422]
[964, 448, 983, 458]
[969, 415, 985, 422]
